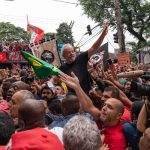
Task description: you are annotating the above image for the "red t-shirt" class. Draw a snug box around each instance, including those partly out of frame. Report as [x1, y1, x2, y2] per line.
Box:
[120, 106, 131, 122]
[0, 146, 5, 150]
[6, 128, 64, 150]
[101, 124, 126, 150]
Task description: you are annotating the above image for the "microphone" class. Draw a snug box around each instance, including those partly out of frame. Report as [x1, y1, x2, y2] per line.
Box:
[117, 70, 148, 78]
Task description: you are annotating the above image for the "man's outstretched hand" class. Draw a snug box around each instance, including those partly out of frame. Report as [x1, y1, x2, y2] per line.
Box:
[58, 72, 80, 90]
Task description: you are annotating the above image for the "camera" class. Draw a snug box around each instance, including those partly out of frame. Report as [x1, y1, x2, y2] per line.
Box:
[130, 81, 150, 96]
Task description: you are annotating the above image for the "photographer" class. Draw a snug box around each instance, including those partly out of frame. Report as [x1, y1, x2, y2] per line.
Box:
[129, 81, 150, 132]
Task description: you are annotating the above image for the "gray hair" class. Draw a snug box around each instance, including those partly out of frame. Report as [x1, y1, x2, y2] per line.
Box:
[61, 44, 74, 57]
[63, 115, 101, 150]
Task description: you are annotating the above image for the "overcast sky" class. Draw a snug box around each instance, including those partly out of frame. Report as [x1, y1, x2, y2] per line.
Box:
[0, 0, 134, 53]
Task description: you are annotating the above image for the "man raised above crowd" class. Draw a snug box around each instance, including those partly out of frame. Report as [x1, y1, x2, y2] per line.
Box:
[59, 23, 108, 94]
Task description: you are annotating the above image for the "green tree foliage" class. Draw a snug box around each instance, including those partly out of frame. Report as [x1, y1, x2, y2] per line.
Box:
[78, 0, 150, 45]
[127, 42, 138, 62]
[44, 32, 56, 40]
[0, 22, 27, 41]
[56, 22, 75, 45]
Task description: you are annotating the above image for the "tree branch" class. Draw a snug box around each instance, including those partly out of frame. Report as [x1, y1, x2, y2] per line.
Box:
[120, 0, 147, 43]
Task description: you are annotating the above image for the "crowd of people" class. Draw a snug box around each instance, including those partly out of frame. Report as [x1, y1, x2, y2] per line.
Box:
[0, 24, 150, 150]
[0, 40, 30, 52]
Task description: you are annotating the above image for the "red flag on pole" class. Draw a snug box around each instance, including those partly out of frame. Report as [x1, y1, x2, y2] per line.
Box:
[27, 24, 44, 44]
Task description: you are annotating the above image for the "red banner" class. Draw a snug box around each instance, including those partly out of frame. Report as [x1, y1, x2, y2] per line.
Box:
[117, 52, 131, 67]
[0, 52, 7, 62]
[27, 24, 44, 44]
[8, 51, 25, 61]
[0, 51, 28, 62]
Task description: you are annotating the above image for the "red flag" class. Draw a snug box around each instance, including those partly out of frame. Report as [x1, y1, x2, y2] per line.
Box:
[0, 52, 7, 62]
[27, 24, 44, 44]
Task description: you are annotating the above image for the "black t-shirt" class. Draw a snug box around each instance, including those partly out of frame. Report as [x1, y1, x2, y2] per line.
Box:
[59, 51, 91, 94]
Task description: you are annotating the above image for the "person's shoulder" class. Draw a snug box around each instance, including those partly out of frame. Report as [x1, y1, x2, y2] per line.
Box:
[59, 63, 67, 69]
[77, 51, 88, 61]
[78, 51, 88, 57]
[50, 118, 65, 128]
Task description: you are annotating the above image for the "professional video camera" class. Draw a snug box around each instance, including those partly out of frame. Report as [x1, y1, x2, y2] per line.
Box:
[130, 81, 150, 96]
[130, 76, 150, 127]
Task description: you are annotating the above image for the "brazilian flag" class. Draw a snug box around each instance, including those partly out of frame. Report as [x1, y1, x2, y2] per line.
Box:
[21, 50, 62, 79]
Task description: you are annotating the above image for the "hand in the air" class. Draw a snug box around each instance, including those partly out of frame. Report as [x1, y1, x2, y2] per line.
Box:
[59, 72, 80, 90]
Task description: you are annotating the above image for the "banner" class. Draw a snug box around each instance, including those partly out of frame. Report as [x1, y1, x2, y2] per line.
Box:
[117, 52, 131, 67]
[30, 40, 61, 67]
[0, 52, 7, 62]
[21, 51, 62, 78]
[96, 42, 109, 71]
[8, 51, 26, 61]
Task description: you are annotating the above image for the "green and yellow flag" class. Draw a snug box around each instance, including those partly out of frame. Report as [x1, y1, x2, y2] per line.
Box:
[21, 50, 62, 78]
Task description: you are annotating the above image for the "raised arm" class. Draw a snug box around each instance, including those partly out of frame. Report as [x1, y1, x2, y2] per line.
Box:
[59, 72, 101, 120]
[88, 23, 109, 58]
[104, 70, 124, 91]
[137, 102, 148, 132]
[104, 78, 132, 108]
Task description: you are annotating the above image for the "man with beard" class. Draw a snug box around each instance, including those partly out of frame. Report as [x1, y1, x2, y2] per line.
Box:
[41, 85, 56, 102]
[59, 24, 108, 94]
[30, 82, 41, 100]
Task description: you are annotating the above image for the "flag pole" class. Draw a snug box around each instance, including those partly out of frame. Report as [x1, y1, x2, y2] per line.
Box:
[26, 15, 29, 25]
[26, 15, 35, 56]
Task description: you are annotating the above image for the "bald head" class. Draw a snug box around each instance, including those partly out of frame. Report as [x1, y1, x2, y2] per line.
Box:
[10, 90, 34, 119]
[100, 98, 125, 126]
[18, 99, 45, 130]
[11, 81, 30, 91]
[11, 90, 34, 106]
[107, 98, 125, 115]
